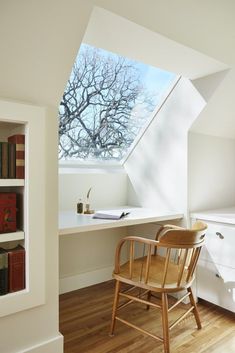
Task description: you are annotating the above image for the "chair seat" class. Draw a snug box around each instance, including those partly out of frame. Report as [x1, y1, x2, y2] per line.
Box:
[113, 254, 193, 292]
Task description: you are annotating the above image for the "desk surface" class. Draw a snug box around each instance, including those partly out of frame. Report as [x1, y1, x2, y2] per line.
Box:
[59, 207, 183, 235]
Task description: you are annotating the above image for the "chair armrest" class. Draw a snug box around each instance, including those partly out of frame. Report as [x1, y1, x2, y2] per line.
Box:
[114, 236, 159, 274]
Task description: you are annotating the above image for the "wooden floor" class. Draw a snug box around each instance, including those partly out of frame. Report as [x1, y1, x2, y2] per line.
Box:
[59, 280, 235, 353]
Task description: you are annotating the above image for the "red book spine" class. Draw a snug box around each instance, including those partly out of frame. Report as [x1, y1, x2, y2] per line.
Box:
[0, 193, 16, 204]
[8, 135, 25, 179]
[0, 193, 17, 233]
[8, 246, 25, 292]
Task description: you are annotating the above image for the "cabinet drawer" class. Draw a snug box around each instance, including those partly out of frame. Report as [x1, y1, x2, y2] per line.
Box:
[199, 222, 235, 268]
[197, 259, 235, 313]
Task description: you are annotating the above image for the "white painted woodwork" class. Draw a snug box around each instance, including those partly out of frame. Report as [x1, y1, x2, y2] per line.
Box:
[192, 207, 235, 312]
[197, 259, 235, 313]
[0, 231, 24, 243]
[0, 100, 46, 317]
[0, 179, 24, 187]
[59, 207, 183, 235]
[191, 207, 235, 225]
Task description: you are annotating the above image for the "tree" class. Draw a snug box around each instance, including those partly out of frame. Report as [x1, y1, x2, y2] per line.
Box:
[59, 44, 154, 161]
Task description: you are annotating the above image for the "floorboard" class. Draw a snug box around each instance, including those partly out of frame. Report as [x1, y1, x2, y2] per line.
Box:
[59, 280, 235, 353]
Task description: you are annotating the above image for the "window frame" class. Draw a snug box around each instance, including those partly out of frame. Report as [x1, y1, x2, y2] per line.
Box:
[59, 75, 181, 173]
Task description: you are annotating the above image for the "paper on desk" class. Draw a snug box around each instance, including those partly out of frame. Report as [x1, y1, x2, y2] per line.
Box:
[92, 209, 130, 220]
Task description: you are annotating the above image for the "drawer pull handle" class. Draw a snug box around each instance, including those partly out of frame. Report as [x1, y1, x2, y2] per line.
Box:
[215, 273, 222, 279]
[216, 232, 224, 239]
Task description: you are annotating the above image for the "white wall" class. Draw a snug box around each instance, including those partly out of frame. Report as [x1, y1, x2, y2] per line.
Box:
[188, 132, 235, 212]
[0, 0, 93, 107]
[125, 78, 206, 214]
[59, 170, 128, 293]
[59, 170, 127, 211]
[192, 70, 229, 102]
[190, 69, 235, 139]
[59, 227, 126, 294]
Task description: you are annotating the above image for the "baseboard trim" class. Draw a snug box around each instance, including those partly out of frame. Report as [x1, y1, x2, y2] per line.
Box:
[60, 266, 113, 294]
[22, 333, 63, 353]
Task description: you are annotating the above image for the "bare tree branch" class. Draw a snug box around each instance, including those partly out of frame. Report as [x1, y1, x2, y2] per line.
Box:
[59, 44, 155, 160]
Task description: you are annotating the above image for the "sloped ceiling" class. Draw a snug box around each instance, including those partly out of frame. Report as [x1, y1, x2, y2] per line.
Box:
[93, 0, 235, 67]
[0, 0, 234, 138]
[0, 0, 93, 107]
[83, 7, 227, 80]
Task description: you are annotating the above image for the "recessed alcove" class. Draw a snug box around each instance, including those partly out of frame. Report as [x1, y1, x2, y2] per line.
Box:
[58, 7, 229, 294]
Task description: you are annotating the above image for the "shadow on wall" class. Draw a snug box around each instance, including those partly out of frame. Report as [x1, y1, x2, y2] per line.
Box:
[125, 77, 206, 213]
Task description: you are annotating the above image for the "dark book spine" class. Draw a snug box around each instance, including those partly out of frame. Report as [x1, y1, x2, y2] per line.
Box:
[8, 143, 16, 178]
[1, 142, 8, 178]
[0, 250, 8, 295]
[0, 142, 2, 178]
[8, 135, 25, 179]
[8, 247, 25, 292]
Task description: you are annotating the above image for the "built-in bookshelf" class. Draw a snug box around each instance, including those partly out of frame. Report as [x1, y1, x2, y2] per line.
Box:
[0, 99, 46, 317]
[0, 121, 26, 297]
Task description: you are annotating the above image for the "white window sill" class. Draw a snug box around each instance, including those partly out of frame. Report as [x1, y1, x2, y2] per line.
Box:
[59, 162, 126, 174]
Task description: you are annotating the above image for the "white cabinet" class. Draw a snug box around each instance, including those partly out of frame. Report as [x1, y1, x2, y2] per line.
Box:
[191, 209, 235, 313]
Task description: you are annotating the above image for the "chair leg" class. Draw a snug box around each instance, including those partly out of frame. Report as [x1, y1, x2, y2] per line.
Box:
[146, 290, 152, 310]
[187, 287, 202, 329]
[110, 280, 120, 336]
[161, 293, 170, 353]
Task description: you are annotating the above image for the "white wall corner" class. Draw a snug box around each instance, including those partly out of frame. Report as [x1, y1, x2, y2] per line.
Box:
[191, 69, 230, 102]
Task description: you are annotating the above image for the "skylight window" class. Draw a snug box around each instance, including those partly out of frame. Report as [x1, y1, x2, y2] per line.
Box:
[59, 43, 177, 163]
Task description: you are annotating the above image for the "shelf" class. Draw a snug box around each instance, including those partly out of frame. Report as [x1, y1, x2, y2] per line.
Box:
[0, 231, 24, 243]
[0, 179, 24, 187]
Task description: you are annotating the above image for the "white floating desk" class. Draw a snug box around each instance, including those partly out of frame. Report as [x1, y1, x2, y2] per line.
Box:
[59, 207, 183, 235]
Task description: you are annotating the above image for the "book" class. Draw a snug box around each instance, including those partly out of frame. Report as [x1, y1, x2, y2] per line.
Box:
[1, 142, 8, 178]
[8, 142, 16, 178]
[0, 248, 8, 295]
[93, 210, 130, 220]
[8, 134, 25, 179]
[8, 245, 25, 293]
[0, 193, 17, 233]
[0, 142, 2, 178]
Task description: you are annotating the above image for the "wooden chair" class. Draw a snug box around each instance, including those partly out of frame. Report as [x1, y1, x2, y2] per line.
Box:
[110, 221, 207, 353]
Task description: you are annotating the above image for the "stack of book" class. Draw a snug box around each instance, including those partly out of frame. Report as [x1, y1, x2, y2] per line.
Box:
[0, 134, 25, 179]
[0, 245, 25, 295]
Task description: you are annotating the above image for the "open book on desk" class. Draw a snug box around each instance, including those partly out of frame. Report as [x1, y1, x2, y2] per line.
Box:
[92, 210, 130, 220]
